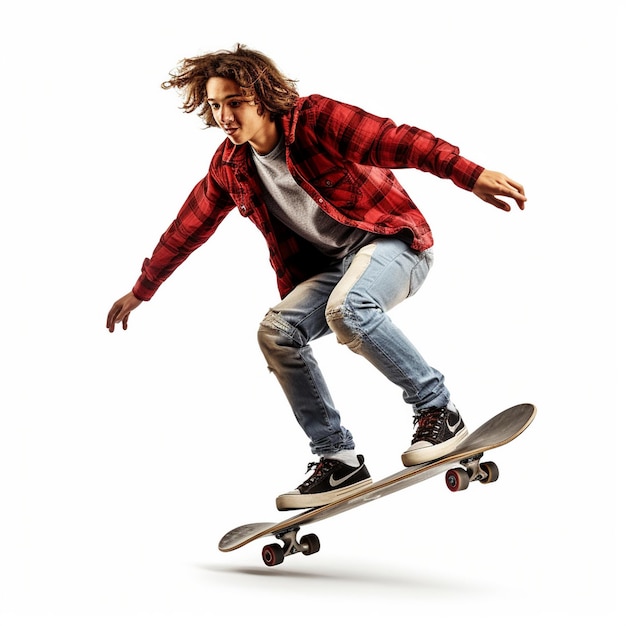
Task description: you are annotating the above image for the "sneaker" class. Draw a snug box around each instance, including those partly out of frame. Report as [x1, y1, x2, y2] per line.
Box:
[401, 406, 469, 466]
[276, 455, 372, 511]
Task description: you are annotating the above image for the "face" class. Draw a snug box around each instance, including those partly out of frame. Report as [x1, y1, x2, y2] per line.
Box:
[206, 76, 278, 154]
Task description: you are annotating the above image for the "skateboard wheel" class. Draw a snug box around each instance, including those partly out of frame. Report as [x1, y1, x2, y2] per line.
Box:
[478, 461, 499, 484]
[445, 468, 470, 492]
[261, 543, 284, 567]
[301, 533, 321, 556]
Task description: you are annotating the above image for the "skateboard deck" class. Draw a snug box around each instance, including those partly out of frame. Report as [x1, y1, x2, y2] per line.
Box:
[219, 403, 536, 566]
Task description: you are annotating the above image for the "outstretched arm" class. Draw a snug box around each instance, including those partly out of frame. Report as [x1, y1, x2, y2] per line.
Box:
[472, 170, 526, 211]
[106, 292, 142, 332]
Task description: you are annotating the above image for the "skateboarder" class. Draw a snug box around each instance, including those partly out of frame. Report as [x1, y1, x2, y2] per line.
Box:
[106, 44, 526, 510]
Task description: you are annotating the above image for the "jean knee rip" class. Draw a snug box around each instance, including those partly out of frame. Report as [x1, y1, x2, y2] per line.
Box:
[258, 311, 307, 353]
[259, 310, 293, 335]
[326, 305, 362, 350]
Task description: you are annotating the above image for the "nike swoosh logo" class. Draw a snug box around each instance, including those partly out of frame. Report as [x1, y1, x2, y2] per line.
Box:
[447, 416, 461, 433]
[329, 466, 364, 487]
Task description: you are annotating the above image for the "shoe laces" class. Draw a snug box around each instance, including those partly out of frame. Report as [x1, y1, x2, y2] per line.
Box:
[411, 408, 445, 444]
[301, 458, 334, 488]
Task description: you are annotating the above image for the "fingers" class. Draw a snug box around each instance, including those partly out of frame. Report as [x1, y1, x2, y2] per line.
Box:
[474, 170, 527, 211]
[106, 303, 127, 333]
[106, 292, 141, 332]
[491, 196, 512, 212]
[106, 306, 116, 332]
[479, 193, 511, 212]
[500, 176, 526, 210]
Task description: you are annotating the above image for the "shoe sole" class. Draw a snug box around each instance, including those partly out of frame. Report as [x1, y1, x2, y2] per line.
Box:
[276, 478, 373, 511]
[401, 428, 469, 467]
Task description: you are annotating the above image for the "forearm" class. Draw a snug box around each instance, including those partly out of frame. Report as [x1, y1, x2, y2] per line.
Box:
[132, 175, 233, 301]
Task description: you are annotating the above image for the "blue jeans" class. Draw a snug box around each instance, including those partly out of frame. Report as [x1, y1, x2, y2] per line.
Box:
[257, 238, 449, 456]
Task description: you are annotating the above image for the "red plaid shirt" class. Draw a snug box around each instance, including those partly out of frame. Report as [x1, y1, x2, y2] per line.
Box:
[133, 94, 484, 300]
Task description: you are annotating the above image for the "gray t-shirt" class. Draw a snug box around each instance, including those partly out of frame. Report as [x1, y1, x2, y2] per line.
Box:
[251, 136, 374, 259]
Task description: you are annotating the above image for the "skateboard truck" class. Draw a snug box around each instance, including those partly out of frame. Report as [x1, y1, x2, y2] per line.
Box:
[261, 525, 321, 566]
[445, 453, 500, 492]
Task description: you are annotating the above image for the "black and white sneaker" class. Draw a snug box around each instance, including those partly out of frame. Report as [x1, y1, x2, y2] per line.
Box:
[276, 455, 372, 511]
[401, 406, 469, 466]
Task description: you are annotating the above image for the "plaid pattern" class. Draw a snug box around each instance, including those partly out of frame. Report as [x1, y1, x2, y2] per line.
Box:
[132, 95, 484, 300]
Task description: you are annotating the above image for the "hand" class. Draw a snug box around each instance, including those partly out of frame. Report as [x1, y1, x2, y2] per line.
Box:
[472, 170, 526, 211]
[106, 292, 142, 332]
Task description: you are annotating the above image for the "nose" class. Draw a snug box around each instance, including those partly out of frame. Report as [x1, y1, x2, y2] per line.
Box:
[218, 105, 234, 125]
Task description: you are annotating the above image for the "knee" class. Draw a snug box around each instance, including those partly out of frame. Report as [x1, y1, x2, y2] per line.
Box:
[326, 303, 361, 349]
[258, 311, 281, 353]
[257, 310, 301, 358]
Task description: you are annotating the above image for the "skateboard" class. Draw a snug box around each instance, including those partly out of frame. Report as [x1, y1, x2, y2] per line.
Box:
[219, 403, 536, 566]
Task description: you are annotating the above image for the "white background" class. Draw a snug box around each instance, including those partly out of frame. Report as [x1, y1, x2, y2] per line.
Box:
[1, 0, 621, 623]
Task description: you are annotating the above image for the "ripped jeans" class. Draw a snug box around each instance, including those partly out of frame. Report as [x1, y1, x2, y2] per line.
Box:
[257, 238, 449, 456]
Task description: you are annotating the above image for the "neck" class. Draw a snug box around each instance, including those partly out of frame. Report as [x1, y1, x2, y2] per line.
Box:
[249, 122, 280, 155]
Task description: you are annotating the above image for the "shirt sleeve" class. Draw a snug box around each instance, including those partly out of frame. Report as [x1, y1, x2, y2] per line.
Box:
[132, 169, 234, 301]
[308, 95, 484, 191]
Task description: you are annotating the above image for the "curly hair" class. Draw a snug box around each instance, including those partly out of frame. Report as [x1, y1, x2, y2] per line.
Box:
[161, 44, 299, 127]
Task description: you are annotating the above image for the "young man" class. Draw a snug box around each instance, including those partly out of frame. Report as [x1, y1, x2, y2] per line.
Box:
[106, 44, 526, 511]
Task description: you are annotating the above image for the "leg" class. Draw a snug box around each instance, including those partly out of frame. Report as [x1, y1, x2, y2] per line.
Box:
[257, 266, 355, 456]
[325, 239, 448, 410]
[325, 238, 468, 464]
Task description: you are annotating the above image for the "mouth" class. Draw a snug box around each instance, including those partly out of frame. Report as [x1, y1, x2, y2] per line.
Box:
[222, 126, 238, 136]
